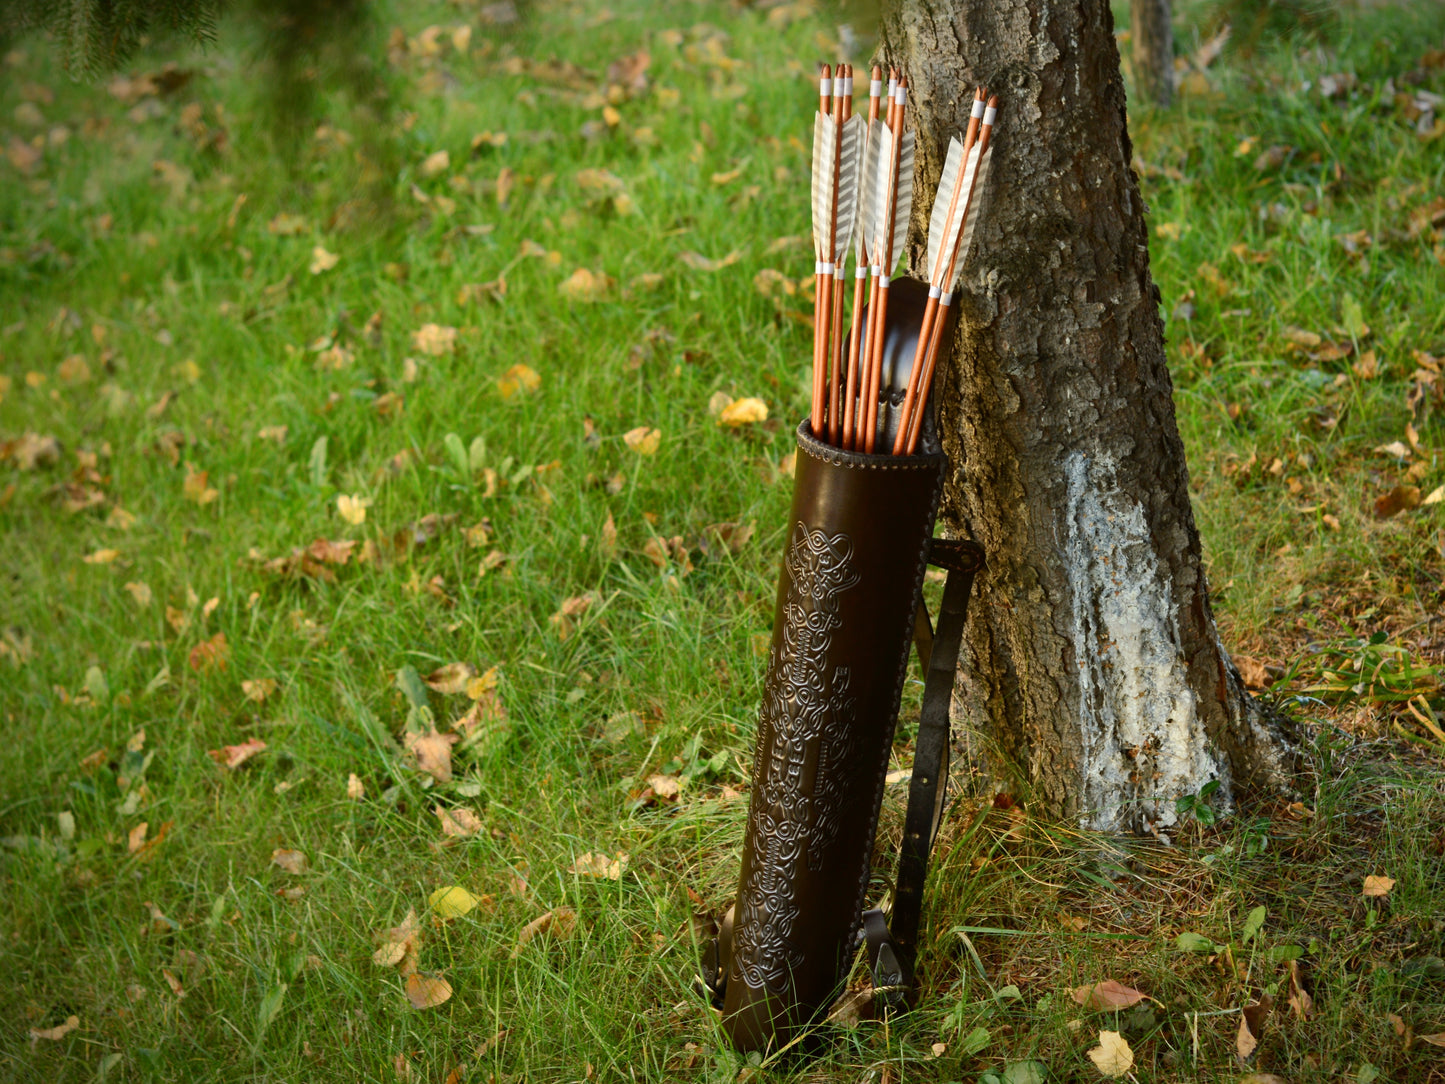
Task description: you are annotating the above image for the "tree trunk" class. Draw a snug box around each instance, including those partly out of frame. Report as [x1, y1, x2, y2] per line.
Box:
[1131, 0, 1175, 108]
[880, 0, 1289, 832]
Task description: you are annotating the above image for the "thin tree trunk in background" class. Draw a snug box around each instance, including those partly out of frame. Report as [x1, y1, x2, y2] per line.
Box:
[1131, 0, 1175, 108]
[880, 0, 1289, 832]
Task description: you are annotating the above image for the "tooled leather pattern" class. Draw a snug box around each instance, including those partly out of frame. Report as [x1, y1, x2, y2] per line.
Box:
[732, 523, 861, 993]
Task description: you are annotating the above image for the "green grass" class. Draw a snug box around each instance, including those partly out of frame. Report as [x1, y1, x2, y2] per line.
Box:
[3, 0, 1445, 1080]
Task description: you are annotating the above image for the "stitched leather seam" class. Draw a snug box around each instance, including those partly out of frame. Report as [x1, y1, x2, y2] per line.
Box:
[796, 421, 946, 472]
[847, 449, 948, 953]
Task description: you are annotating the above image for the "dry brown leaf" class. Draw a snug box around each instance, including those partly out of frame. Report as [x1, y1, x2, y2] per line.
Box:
[1374, 486, 1421, 518]
[405, 727, 459, 783]
[1286, 959, 1313, 1020]
[513, 905, 578, 956]
[373, 909, 421, 973]
[826, 985, 874, 1028]
[424, 662, 476, 695]
[435, 804, 483, 838]
[549, 593, 597, 640]
[1233, 655, 1270, 690]
[28, 1015, 79, 1044]
[188, 632, 229, 673]
[1419, 1032, 1445, 1047]
[347, 772, 366, 800]
[183, 464, 219, 505]
[1237, 993, 1273, 1060]
[208, 738, 267, 770]
[420, 149, 450, 177]
[1363, 874, 1396, 897]
[570, 851, 628, 879]
[1087, 1030, 1133, 1076]
[271, 848, 308, 874]
[128, 822, 149, 853]
[647, 773, 681, 799]
[405, 971, 453, 1010]
[1070, 980, 1148, 1011]
[558, 267, 615, 302]
[241, 678, 277, 702]
[1236, 1011, 1259, 1059]
[268, 212, 306, 235]
[124, 581, 153, 608]
[678, 250, 742, 272]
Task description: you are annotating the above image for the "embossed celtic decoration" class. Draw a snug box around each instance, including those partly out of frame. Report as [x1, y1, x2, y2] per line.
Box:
[732, 523, 861, 993]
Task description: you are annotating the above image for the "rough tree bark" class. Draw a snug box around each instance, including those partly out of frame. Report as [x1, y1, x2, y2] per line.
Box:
[880, 0, 1290, 831]
[1130, 0, 1175, 108]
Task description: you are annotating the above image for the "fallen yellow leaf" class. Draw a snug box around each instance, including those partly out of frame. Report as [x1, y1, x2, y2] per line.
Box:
[241, 678, 277, 702]
[83, 548, 120, 565]
[497, 363, 541, 399]
[557, 267, 614, 302]
[309, 245, 339, 274]
[428, 885, 480, 919]
[718, 397, 768, 427]
[1363, 874, 1395, 897]
[412, 323, 458, 356]
[623, 426, 661, 455]
[1087, 1031, 1133, 1077]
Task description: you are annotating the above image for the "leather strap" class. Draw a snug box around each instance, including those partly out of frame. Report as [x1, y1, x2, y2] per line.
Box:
[869, 538, 983, 992]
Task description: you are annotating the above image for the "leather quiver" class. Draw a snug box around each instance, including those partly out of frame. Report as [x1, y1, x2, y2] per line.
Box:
[718, 416, 946, 1051]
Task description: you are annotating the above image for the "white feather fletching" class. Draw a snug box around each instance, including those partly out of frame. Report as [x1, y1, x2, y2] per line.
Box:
[925, 138, 964, 286]
[811, 112, 835, 262]
[854, 118, 881, 265]
[870, 122, 894, 266]
[939, 141, 981, 283]
[950, 145, 993, 290]
[833, 114, 863, 263]
[886, 129, 915, 274]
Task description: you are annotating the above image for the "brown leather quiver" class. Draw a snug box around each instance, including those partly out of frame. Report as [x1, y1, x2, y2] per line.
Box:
[717, 421, 946, 1049]
[701, 279, 985, 1054]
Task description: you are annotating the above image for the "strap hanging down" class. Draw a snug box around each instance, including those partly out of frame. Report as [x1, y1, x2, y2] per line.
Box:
[865, 537, 982, 999]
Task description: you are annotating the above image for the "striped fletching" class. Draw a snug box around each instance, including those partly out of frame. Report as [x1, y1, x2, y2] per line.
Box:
[811, 112, 835, 262]
[885, 129, 915, 274]
[854, 117, 881, 265]
[950, 145, 993, 289]
[832, 114, 863, 263]
[925, 137, 964, 286]
[870, 122, 894, 266]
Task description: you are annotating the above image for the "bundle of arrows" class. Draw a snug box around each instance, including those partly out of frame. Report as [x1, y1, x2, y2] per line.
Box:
[808, 64, 998, 456]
